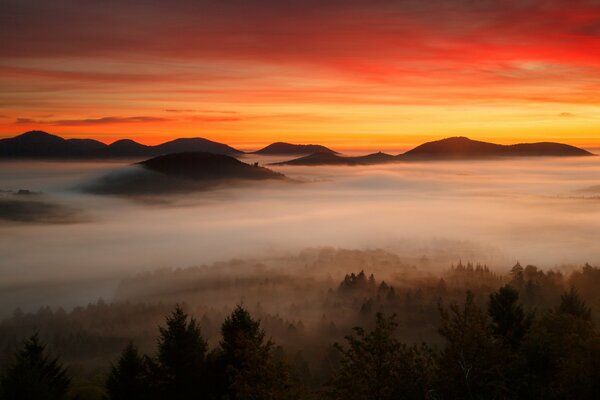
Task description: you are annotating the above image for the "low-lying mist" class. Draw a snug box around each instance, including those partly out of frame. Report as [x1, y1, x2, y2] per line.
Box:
[0, 156, 599, 314]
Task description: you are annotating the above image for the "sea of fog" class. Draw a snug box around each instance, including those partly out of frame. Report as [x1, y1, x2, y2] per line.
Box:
[0, 155, 599, 314]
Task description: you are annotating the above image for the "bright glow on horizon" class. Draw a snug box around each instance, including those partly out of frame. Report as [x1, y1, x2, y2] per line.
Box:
[1, 1, 600, 150]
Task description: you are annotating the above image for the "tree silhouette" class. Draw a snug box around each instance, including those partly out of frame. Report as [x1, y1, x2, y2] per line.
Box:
[437, 292, 506, 399]
[330, 313, 427, 400]
[212, 305, 292, 400]
[0, 334, 70, 400]
[488, 285, 533, 349]
[105, 342, 148, 400]
[151, 305, 207, 400]
[557, 287, 592, 321]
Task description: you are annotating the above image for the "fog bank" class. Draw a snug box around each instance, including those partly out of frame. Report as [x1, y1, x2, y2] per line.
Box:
[0, 156, 599, 313]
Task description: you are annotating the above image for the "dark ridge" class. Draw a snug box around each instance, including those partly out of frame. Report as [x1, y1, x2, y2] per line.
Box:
[254, 142, 337, 155]
[139, 152, 285, 181]
[104, 139, 152, 157]
[352, 151, 397, 164]
[272, 151, 396, 166]
[271, 152, 359, 166]
[508, 142, 592, 157]
[2, 132, 592, 161]
[83, 152, 287, 196]
[0, 131, 244, 158]
[155, 137, 243, 155]
[400, 136, 593, 159]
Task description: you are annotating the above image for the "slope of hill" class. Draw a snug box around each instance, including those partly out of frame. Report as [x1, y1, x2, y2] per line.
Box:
[271, 152, 359, 166]
[272, 151, 397, 166]
[0, 190, 83, 223]
[0, 131, 243, 158]
[103, 139, 152, 157]
[154, 138, 243, 155]
[0, 131, 107, 158]
[254, 142, 337, 155]
[84, 152, 286, 196]
[139, 152, 284, 181]
[400, 136, 592, 159]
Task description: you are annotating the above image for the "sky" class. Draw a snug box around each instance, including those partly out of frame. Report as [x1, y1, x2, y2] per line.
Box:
[1, 0, 600, 151]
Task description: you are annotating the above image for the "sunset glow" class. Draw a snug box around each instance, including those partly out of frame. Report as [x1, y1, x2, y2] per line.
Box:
[2, 0, 600, 150]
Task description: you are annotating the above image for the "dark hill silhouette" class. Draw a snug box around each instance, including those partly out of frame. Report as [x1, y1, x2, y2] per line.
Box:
[139, 152, 284, 181]
[273, 151, 396, 166]
[272, 152, 359, 166]
[103, 139, 151, 157]
[400, 136, 592, 159]
[3, 132, 592, 162]
[353, 152, 397, 164]
[0, 131, 243, 158]
[254, 142, 337, 155]
[274, 137, 592, 166]
[0, 131, 107, 158]
[155, 137, 242, 155]
[84, 152, 286, 196]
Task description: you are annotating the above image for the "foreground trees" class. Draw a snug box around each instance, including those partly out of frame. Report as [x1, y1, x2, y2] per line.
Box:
[1, 284, 600, 399]
[151, 305, 208, 399]
[0, 334, 70, 400]
[330, 313, 429, 400]
[105, 305, 292, 400]
[330, 285, 600, 400]
[210, 305, 293, 400]
[105, 343, 147, 400]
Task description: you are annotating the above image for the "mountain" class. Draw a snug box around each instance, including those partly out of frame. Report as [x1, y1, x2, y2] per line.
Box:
[84, 152, 286, 195]
[353, 152, 397, 164]
[254, 142, 337, 155]
[2, 132, 591, 161]
[139, 152, 284, 181]
[400, 136, 593, 159]
[272, 152, 359, 166]
[154, 137, 243, 155]
[0, 131, 244, 158]
[0, 131, 107, 158]
[103, 139, 152, 157]
[272, 151, 396, 166]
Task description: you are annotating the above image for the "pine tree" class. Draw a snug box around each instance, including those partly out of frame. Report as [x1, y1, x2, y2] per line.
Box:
[212, 305, 292, 400]
[557, 288, 592, 321]
[437, 292, 505, 399]
[105, 342, 148, 400]
[152, 305, 207, 400]
[330, 313, 427, 400]
[488, 285, 532, 349]
[0, 334, 70, 400]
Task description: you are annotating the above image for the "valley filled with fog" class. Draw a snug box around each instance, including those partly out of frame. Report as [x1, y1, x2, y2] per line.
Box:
[1, 155, 599, 314]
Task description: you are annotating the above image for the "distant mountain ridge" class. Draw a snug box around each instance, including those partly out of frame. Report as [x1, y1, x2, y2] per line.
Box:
[254, 142, 337, 155]
[271, 151, 396, 166]
[1, 132, 592, 162]
[0, 131, 243, 158]
[273, 136, 593, 166]
[402, 136, 592, 159]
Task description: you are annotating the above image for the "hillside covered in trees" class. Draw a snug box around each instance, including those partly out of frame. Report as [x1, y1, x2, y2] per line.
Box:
[1, 248, 600, 399]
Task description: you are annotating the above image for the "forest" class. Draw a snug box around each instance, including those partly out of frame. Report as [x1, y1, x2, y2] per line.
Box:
[1, 248, 599, 399]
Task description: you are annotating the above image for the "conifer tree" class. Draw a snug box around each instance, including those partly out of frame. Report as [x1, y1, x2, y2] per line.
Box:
[105, 342, 148, 400]
[488, 285, 532, 349]
[0, 334, 70, 400]
[212, 305, 292, 400]
[152, 305, 207, 400]
[330, 313, 426, 400]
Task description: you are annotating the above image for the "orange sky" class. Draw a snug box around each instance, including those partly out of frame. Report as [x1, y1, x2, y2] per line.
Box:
[1, 0, 600, 151]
